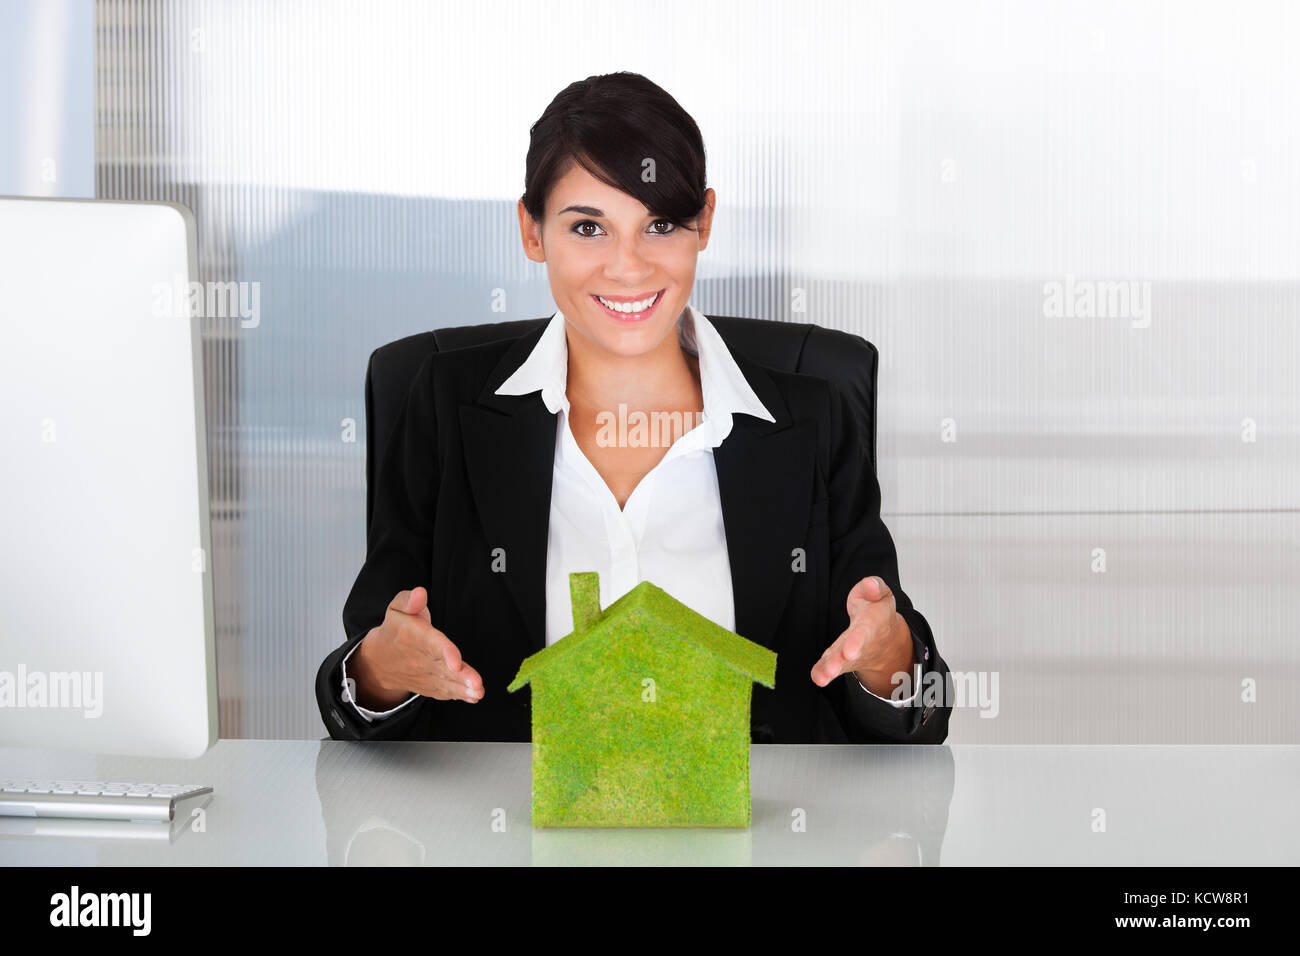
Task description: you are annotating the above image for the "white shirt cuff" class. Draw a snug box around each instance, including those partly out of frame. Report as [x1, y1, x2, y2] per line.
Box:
[341, 639, 418, 722]
[853, 673, 917, 709]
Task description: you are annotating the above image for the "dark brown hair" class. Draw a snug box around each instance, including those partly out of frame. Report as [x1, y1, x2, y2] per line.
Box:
[521, 72, 708, 232]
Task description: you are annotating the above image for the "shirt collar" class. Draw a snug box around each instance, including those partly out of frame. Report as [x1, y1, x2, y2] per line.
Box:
[494, 304, 775, 436]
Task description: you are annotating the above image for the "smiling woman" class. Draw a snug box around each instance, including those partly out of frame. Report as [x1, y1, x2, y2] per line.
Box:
[322, 72, 952, 746]
[513, 74, 717, 507]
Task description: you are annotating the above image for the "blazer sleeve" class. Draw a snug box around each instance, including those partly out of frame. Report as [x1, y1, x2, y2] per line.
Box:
[819, 378, 952, 744]
[315, 352, 440, 740]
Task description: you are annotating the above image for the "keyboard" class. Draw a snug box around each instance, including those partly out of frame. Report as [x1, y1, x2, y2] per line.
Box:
[0, 780, 213, 824]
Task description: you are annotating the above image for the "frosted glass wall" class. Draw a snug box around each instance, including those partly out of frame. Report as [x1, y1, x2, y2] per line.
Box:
[93, 0, 1300, 741]
[0, 0, 94, 197]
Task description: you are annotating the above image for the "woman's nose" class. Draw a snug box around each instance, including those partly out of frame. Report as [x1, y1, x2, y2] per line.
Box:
[604, 237, 654, 281]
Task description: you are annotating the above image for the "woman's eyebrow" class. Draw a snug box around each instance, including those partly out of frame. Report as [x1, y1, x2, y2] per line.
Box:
[558, 204, 605, 217]
[557, 205, 661, 219]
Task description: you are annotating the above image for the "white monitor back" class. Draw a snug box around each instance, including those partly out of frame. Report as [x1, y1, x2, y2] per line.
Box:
[0, 197, 217, 758]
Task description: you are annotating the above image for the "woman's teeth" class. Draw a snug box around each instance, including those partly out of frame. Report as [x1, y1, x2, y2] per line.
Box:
[597, 292, 659, 314]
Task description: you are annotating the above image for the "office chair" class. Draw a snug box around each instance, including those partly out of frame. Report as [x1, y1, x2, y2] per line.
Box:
[363, 315, 880, 537]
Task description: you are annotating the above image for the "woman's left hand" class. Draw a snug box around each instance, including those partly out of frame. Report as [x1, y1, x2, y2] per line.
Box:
[810, 576, 915, 697]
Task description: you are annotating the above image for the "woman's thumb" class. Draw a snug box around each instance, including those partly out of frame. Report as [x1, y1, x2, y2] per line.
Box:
[405, 586, 428, 614]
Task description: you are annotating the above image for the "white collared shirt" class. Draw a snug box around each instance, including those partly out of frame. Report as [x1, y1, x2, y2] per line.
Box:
[342, 304, 914, 720]
[500, 303, 772, 645]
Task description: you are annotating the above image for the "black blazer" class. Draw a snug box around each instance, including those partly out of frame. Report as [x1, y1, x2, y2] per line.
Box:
[316, 322, 953, 744]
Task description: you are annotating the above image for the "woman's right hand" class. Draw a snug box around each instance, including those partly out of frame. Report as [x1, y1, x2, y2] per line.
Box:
[350, 586, 484, 708]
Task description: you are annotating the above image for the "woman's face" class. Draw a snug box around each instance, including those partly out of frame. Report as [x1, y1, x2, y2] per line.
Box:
[518, 160, 715, 360]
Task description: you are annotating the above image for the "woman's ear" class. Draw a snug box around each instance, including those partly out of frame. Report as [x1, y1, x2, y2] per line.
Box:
[517, 199, 546, 263]
[695, 188, 717, 250]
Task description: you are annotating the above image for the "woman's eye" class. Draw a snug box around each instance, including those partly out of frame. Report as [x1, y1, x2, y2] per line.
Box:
[570, 219, 676, 238]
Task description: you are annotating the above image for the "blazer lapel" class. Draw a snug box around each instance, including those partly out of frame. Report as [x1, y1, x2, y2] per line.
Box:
[712, 350, 816, 653]
[458, 323, 816, 661]
[459, 324, 556, 661]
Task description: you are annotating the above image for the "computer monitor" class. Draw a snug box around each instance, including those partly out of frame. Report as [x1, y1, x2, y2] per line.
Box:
[0, 196, 217, 758]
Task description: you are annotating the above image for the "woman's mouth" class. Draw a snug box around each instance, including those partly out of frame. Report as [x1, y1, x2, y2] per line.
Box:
[591, 289, 664, 323]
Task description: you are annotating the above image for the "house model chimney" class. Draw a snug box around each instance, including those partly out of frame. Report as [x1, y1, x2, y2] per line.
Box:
[569, 571, 602, 632]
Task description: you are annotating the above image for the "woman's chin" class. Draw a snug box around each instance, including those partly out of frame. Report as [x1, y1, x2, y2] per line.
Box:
[601, 319, 679, 355]
[570, 312, 677, 357]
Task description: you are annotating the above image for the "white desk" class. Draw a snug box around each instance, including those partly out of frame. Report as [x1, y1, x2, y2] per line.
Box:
[1, 741, 1296, 865]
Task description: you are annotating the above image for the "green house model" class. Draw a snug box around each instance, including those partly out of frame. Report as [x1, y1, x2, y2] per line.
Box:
[507, 571, 777, 828]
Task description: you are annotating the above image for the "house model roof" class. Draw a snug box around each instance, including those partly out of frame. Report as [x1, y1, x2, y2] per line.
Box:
[507, 571, 777, 692]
